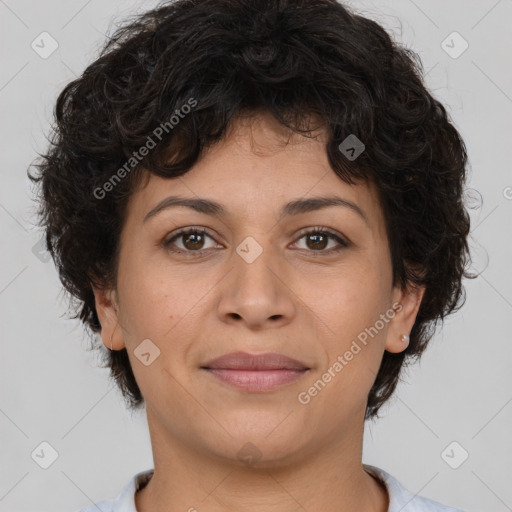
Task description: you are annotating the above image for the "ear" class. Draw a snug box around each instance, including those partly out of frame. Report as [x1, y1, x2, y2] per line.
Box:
[385, 281, 426, 354]
[92, 286, 125, 351]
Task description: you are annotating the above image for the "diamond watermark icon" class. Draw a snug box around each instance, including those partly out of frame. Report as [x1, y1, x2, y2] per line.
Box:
[338, 134, 365, 161]
[134, 338, 161, 366]
[32, 236, 51, 263]
[441, 441, 469, 469]
[31, 32, 59, 59]
[237, 442, 263, 467]
[31, 441, 59, 469]
[236, 236, 263, 264]
[441, 32, 468, 59]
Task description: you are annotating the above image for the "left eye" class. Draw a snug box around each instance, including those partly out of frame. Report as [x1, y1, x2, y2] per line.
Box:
[292, 228, 349, 253]
[163, 227, 349, 255]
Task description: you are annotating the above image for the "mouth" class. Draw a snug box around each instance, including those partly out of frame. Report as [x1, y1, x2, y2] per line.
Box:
[200, 351, 310, 392]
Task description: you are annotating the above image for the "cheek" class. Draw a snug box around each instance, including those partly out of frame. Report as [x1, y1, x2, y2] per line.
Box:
[297, 271, 389, 415]
[116, 257, 175, 342]
[305, 263, 390, 336]
[117, 256, 217, 345]
[299, 263, 391, 404]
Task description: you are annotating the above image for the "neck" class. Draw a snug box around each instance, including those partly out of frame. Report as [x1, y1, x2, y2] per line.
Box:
[135, 408, 388, 512]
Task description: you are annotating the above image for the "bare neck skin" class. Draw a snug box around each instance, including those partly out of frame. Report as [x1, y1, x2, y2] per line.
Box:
[134, 404, 389, 512]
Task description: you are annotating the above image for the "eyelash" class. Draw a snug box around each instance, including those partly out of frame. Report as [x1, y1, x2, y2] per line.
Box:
[163, 226, 349, 257]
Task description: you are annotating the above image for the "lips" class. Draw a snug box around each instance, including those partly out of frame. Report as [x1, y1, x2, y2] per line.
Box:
[200, 351, 310, 392]
[201, 351, 309, 371]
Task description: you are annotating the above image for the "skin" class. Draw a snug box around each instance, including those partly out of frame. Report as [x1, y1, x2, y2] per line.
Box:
[93, 111, 425, 512]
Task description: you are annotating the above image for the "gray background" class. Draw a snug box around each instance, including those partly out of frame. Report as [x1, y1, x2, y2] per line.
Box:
[1, 0, 511, 510]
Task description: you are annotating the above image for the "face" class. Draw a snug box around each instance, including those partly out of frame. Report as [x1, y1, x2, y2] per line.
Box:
[94, 111, 423, 467]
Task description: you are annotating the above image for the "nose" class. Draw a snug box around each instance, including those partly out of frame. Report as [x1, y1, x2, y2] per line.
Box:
[216, 240, 296, 330]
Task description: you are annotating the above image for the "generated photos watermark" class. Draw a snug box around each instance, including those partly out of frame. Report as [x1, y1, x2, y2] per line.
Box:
[93, 97, 198, 200]
[297, 301, 402, 405]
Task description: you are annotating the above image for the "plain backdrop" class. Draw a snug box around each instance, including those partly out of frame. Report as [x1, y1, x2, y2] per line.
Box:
[1, 0, 511, 511]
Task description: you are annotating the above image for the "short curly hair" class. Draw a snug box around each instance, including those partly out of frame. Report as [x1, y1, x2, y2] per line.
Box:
[29, 0, 474, 420]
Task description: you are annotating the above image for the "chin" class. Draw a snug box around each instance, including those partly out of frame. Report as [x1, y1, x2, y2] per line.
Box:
[201, 422, 312, 468]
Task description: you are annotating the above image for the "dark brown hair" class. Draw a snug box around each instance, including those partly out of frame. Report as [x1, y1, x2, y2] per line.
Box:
[28, 0, 474, 420]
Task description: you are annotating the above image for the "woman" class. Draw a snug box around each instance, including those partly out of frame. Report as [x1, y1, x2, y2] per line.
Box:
[29, 0, 473, 510]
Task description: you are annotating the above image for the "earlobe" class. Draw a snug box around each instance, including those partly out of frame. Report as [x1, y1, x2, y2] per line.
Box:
[385, 283, 425, 354]
[92, 286, 124, 351]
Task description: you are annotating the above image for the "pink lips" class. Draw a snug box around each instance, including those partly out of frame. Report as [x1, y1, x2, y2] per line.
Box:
[201, 351, 310, 392]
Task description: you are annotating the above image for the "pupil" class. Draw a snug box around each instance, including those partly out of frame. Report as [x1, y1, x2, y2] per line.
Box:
[185, 232, 203, 249]
[309, 234, 327, 250]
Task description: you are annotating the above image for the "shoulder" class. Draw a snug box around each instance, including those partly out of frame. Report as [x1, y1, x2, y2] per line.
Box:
[73, 469, 154, 512]
[363, 464, 466, 512]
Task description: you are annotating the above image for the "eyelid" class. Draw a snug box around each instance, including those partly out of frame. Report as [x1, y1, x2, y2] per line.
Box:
[163, 225, 350, 254]
[293, 226, 350, 246]
[163, 226, 218, 248]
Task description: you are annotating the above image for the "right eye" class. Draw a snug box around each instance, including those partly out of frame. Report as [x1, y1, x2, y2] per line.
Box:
[163, 227, 221, 255]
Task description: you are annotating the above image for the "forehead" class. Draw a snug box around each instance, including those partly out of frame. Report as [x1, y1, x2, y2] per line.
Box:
[126, 112, 387, 237]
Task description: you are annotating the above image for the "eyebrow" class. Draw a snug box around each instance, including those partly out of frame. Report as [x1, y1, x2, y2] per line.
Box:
[143, 194, 369, 226]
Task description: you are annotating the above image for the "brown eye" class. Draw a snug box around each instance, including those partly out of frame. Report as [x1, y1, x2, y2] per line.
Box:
[293, 227, 349, 254]
[163, 226, 349, 257]
[182, 231, 205, 250]
[305, 232, 329, 250]
[164, 228, 218, 254]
